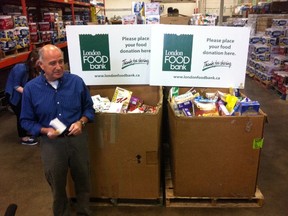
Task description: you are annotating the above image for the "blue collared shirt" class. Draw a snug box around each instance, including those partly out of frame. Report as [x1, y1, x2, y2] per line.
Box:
[20, 72, 94, 136]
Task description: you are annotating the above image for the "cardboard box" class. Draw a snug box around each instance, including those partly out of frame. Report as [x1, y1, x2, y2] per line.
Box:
[168, 88, 267, 197]
[68, 85, 163, 199]
[160, 14, 190, 25]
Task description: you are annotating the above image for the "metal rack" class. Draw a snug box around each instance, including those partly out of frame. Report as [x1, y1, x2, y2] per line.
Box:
[0, 0, 92, 69]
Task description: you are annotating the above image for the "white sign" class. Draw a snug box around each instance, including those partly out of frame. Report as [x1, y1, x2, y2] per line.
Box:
[66, 25, 151, 85]
[149, 25, 251, 88]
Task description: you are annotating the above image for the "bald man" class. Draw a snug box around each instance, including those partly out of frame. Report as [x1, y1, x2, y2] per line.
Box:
[21, 44, 94, 216]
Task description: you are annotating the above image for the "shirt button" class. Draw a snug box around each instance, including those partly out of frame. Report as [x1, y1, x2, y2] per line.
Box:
[59, 114, 62, 116]
[57, 102, 60, 104]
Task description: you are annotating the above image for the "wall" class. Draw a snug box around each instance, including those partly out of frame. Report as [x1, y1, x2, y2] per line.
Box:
[105, 0, 196, 19]
[104, 1, 241, 20]
[204, 0, 237, 16]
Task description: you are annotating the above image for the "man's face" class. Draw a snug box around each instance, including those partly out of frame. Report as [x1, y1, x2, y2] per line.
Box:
[39, 49, 64, 81]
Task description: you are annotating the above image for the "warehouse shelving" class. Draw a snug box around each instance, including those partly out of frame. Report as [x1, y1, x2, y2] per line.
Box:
[0, 0, 92, 69]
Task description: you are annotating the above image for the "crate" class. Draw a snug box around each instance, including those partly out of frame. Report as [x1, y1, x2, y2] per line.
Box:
[67, 85, 163, 200]
[168, 88, 267, 198]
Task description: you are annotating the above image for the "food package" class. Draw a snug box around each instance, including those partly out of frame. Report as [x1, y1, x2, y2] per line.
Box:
[111, 87, 133, 112]
[91, 94, 111, 113]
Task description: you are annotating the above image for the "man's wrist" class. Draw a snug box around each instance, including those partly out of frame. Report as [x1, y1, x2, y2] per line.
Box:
[79, 120, 86, 127]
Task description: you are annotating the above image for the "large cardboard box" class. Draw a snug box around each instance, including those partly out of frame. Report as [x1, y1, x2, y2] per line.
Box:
[160, 14, 191, 25]
[168, 88, 266, 197]
[87, 85, 163, 199]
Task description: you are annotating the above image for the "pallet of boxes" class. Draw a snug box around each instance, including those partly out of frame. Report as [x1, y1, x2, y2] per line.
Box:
[165, 87, 266, 208]
[0, 15, 30, 59]
[246, 17, 288, 99]
[67, 85, 163, 206]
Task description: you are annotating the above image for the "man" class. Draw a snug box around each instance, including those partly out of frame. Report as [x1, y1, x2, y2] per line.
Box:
[20, 44, 94, 216]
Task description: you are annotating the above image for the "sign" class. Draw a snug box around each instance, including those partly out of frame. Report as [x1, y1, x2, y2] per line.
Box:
[149, 25, 250, 88]
[66, 25, 250, 88]
[66, 25, 151, 85]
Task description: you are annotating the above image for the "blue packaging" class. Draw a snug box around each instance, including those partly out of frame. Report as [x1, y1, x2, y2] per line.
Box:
[239, 101, 260, 116]
[177, 100, 192, 110]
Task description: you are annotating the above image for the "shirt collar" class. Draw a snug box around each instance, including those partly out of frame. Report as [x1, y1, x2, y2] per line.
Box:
[40, 71, 67, 86]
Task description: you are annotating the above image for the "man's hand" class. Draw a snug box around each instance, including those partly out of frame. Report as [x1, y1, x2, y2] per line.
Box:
[67, 121, 83, 136]
[45, 128, 61, 139]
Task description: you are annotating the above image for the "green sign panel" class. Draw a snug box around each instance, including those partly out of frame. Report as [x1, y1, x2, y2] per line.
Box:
[162, 34, 193, 72]
[79, 34, 111, 71]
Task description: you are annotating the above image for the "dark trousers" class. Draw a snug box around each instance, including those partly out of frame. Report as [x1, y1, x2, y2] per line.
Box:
[40, 131, 91, 216]
[9, 101, 28, 138]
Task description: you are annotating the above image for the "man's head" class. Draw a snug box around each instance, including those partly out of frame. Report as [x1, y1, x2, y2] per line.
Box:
[39, 44, 65, 81]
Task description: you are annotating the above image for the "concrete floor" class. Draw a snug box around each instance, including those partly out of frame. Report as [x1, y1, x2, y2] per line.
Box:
[0, 76, 288, 216]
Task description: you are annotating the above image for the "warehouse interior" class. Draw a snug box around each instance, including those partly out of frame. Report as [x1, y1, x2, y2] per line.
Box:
[0, 76, 288, 215]
[1, 0, 288, 215]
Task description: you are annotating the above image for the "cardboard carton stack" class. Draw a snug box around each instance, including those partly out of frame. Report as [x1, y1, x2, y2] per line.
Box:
[247, 17, 288, 99]
[123, 2, 161, 25]
[0, 14, 29, 52]
[168, 87, 266, 197]
[68, 85, 163, 199]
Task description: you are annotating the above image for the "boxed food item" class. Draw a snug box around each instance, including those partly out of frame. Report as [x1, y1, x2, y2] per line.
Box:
[111, 87, 132, 112]
[273, 55, 288, 66]
[13, 15, 28, 27]
[15, 37, 30, 49]
[14, 27, 29, 39]
[0, 40, 17, 51]
[249, 35, 262, 44]
[68, 85, 163, 199]
[146, 15, 160, 24]
[145, 2, 160, 16]
[239, 100, 260, 116]
[272, 19, 288, 27]
[250, 52, 270, 62]
[30, 32, 39, 43]
[122, 15, 137, 25]
[38, 22, 50, 31]
[249, 44, 270, 54]
[43, 12, 56, 22]
[261, 36, 278, 46]
[0, 29, 14, 40]
[132, 2, 145, 16]
[168, 87, 267, 197]
[39, 31, 48, 42]
[28, 23, 38, 32]
[265, 27, 285, 38]
[0, 16, 14, 30]
[279, 37, 288, 46]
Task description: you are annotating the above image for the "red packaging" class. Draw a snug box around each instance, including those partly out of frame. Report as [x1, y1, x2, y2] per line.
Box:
[38, 22, 50, 31]
[43, 13, 55, 22]
[128, 96, 143, 112]
[29, 23, 38, 32]
[0, 16, 14, 30]
[39, 31, 47, 42]
[30, 32, 39, 43]
[46, 31, 52, 41]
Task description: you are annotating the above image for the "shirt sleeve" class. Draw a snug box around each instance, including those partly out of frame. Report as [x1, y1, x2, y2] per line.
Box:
[81, 80, 95, 122]
[12, 64, 27, 89]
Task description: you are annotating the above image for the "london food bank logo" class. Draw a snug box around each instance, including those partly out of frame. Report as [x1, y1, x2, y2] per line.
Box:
[79, 34, 111, 71]
[162, 34, 193, 72]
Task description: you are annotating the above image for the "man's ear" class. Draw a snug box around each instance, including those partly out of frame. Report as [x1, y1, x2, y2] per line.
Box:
[39, 62, 44, 70]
